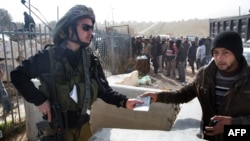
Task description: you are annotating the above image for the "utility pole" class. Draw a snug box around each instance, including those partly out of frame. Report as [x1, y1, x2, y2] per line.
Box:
[111, 7, 114, 26]
[239, 6, 241, 16]
[28, 0, 31, 16]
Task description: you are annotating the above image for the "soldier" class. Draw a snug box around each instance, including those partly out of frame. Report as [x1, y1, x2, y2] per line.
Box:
[11, 5, 143, 141]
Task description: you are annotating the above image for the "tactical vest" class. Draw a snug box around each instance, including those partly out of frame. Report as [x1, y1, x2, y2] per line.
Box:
[39, 46, 99, 112]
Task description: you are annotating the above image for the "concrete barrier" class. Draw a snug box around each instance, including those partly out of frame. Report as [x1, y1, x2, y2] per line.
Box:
[89, 98, 205, 141]
[26, 72, 179, 140]
[90, 84, 179, 133]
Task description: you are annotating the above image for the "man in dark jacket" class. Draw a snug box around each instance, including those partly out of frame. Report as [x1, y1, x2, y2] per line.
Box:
[23, 11, 35, 32]
[187, 41, 197, 74]
[175, 39, 186, 85]
[141, 31, 250, 141]
[11, 5, 142, 141]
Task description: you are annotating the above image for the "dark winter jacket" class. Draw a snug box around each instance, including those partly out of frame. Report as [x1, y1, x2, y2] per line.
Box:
[156, 57, 250, 141]
[175, 46, 186, 62]
[187, 44, 197, 61]
[151, 42, 161, 57]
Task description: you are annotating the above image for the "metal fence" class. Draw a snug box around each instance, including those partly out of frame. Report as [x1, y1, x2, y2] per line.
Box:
[0, 22, 53, 137]
[0, 22, 133, 136]
[92, 29, 133, 75]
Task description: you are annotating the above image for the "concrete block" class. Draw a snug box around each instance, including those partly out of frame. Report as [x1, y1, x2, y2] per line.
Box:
[107, 70, 139, 86]
[90, 84, 179, 133]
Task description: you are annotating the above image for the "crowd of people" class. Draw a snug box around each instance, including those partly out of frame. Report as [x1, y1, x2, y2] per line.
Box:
[132, 35, 212, 86]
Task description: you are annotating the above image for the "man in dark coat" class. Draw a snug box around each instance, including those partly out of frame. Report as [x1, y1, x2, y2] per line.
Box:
[23, 11, 35, 32]
[141, 31, 250, 141]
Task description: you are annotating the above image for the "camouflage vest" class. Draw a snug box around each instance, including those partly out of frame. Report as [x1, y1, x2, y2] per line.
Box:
[39, 46, 99, 112]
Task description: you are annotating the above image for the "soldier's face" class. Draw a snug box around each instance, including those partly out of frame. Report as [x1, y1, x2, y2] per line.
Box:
[75, 18, 94, 44]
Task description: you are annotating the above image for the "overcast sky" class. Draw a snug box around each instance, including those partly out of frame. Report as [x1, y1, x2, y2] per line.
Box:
[1, 0, 250, 24]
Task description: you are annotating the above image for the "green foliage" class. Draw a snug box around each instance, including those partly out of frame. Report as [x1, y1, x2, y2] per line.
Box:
[0, 121, 25, 140]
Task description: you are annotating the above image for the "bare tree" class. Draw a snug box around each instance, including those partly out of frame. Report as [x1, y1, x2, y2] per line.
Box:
[0, 8, 13, 30]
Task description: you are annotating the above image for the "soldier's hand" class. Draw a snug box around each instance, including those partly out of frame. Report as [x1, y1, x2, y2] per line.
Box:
[38, 100, 52, 122]
[126, 98, 144, 109]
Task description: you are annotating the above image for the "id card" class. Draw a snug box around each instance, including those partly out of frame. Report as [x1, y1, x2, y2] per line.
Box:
[133, 96, 151, 111]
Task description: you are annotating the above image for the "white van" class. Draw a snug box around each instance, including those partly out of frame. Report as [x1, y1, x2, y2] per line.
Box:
[158, 34, 171, 41]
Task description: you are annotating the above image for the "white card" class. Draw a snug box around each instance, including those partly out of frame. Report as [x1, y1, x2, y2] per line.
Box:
[133, 96, 151, 111]
[69, 85, 78, 103]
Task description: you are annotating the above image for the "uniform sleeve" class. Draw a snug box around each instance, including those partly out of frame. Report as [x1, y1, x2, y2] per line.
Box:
[92, 55, 128, 108]
[10, 50, 50, 106]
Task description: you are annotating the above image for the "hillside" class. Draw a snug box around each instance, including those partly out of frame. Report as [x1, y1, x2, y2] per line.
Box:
[97, 18, 209, 38]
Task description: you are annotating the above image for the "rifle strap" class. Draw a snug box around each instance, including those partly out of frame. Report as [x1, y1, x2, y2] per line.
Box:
[80, 48, 91, 116]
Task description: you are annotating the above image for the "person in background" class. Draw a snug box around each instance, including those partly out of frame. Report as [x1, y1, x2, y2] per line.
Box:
[182, 37, 191, 69]
[140, 31, 250, 141]
[151, 37, 161, 75]
[140, 37, 151, 74]
[23, 11, 35, 32]
[205, 37, 212, 64]
[131, 37, 137, 58]
[165, 40, 176, 77]
[161, 37, 168, 71]
[0, 67, 13, 115]
[196, 38, 206, 69]
[142, 37, 151, 65]
[156, 36, 163, 72]
[175, 39, 186, 86]
[135, 36, 143, 56]
[11, 5, 143, 141]
[187, 41, 197, 74]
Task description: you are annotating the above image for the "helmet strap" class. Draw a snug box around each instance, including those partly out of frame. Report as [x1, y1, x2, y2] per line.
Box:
[68, 25, 90, 47]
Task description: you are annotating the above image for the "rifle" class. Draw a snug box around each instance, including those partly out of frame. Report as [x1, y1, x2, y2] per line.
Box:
[36, 73, 65, 141]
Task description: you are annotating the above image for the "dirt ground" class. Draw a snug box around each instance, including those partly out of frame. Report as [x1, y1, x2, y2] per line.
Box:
[143, 64, 196, 90]
[6, 65, 196, 141]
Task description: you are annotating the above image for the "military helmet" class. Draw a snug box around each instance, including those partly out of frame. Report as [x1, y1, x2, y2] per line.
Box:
[52, 5, 95, 44]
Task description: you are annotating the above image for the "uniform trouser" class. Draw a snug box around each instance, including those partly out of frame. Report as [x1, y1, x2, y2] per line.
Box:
[65, 122, 92, 141]
[44, 121, 92, 141]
